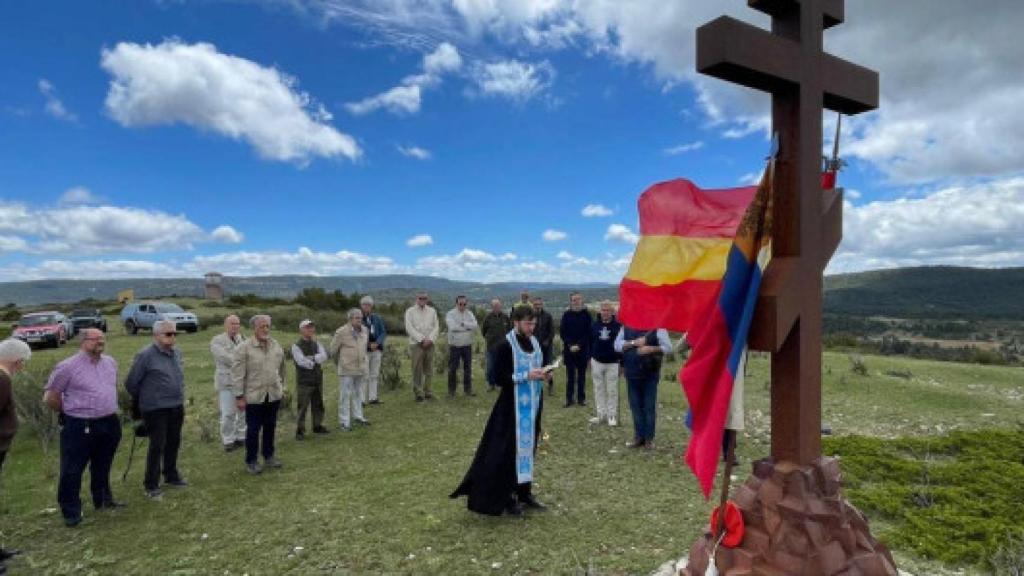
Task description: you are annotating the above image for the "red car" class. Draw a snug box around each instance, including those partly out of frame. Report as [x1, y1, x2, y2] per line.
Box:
[12, 311, 70, 348]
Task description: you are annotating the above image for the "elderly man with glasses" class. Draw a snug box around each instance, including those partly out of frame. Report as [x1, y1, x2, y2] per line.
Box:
[125, 320, 188, 500]
[404, 292, 439, 402]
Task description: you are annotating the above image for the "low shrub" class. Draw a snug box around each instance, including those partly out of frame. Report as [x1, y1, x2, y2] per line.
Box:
[824, 429, 1024, 569]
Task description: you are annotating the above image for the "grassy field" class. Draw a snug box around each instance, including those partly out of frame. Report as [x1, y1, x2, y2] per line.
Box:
[0, 317, 1021, 575]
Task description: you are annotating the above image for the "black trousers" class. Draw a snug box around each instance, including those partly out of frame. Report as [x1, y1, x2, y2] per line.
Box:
[564, 351, 588, 403]
[245, 399, 280, 464]
[448, 345, 473, 394]
[58, 414, 122, 519]
[142, 406, 184, 491]
[0, 449, 6, 474]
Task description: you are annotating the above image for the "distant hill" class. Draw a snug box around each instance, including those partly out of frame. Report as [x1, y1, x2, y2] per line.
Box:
[824, 266, 1024, 319]
[0, 274, 617, 310]
[2, 266, 1021, 320]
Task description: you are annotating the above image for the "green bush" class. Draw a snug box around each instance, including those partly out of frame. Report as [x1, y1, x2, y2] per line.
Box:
[825, 429, 1024, 569]
[294, 288, 362, 312]
[10, 359, 61, 478]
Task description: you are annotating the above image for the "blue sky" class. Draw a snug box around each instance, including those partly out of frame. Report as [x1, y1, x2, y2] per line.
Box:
[2, 1, 1022, 283]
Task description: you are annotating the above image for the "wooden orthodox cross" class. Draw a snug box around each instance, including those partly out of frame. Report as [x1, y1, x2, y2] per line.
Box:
[697, 0, 878, 464]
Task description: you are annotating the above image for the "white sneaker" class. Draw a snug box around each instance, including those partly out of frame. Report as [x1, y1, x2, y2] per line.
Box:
[607, 416, 618, 427]
[588, 415, 604, 424]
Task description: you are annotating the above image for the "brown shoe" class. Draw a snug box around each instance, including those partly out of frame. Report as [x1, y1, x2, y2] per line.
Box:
[627, 438, 646, 449]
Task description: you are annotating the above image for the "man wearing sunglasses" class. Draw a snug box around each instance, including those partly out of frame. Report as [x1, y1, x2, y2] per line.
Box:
[125, 320, 188, 500]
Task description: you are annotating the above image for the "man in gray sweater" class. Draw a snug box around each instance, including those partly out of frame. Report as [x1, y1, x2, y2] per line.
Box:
[445, 295, 479, 397]
[124, 320, 188, 500]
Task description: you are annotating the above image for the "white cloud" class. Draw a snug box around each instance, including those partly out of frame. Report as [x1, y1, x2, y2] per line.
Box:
[38, 79, 77, 122]
[418, 248, 500, 268]
[471, 59, 555, 102]
[346, 42, 461, 116]
[831, 176, 1024, 272]
[193, 247, 397, 276]
[413, 247, 560, 281]
[663, 141, 704, 156]
[556, 250, 573, 260]
[0, 235, 29, 253]
[310, 2, 1024, 184]
[406, 234, 434, 247]
[58, 186, 101, 206]
[210, 225, 244, 244]
[604, 223, 639, 244]
[0, 259, 179, 279]
[0, 199, 240, 255]
[346, 84, 422, 116]
[828, 2, 1024, 183]
[422, 42, 463, 76]
[101, 40, 360, 164]
[398, 145, 432, 160]
[581, 204, 613, 217]
[541, 229, 567, 241]
[737, 172, 760, 186]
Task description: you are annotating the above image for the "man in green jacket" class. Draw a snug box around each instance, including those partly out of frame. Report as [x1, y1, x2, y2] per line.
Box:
[481, 299, 512, 392]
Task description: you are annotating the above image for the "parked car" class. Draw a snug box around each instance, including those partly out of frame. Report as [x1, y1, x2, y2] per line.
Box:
[120, 301, 199, 334]
[12, 311, 70, 348]
[70, 309, 108, 333]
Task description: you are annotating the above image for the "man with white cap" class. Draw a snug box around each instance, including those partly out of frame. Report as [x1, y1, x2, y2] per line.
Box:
[292, 319, 329, 440]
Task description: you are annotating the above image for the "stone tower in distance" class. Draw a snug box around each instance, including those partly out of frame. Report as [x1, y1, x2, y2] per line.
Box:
[204, 272, 224, 301]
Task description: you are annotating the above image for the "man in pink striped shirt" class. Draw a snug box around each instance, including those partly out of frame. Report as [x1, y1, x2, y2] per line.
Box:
[44, 328, 123, 527]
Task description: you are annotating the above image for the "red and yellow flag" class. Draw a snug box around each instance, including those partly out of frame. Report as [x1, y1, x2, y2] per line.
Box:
[618, 179, 757, 332]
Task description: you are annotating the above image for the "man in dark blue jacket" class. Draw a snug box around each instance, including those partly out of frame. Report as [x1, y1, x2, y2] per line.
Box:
[558, 292, 592, 407]
[360, 296, 387, 404]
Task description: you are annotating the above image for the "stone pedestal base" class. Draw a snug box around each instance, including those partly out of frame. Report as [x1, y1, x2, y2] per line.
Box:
[684, 457, 897, 576]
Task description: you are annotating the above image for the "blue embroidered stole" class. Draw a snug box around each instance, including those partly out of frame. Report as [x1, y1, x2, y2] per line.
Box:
[506, 330, 543, 484]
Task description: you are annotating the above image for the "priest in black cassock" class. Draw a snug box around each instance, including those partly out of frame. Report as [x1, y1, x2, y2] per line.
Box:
[450, 305, 551, 516]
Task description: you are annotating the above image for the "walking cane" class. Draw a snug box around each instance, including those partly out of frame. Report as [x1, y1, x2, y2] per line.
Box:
[122, 422, 148, 482]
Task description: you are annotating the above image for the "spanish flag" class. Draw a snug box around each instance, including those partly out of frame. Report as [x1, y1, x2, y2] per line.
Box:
[618, 179, 758, 332]
[682, 162, 774, 498]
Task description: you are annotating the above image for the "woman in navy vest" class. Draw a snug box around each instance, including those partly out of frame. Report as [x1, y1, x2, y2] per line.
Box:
[614, 325, 672, 450]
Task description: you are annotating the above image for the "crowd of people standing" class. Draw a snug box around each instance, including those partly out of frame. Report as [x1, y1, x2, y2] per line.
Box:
[0, 288, 674, 558]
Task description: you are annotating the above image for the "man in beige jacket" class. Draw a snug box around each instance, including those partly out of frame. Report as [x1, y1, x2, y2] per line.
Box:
[404, 291, 439, 402]
[329, 308, 370, 431]
[231, 315, 287, 475]
[210, 315, 245, 452]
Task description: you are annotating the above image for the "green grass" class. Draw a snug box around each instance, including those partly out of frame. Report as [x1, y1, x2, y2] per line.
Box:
[1, 321, 1022, 574]
[824, 430, 1024, 571]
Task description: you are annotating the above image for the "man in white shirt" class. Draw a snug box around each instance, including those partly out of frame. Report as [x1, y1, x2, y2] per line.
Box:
[445, 295, 479, 398]
[291, 319, 329, 440]
[404, 291, 439, 402]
